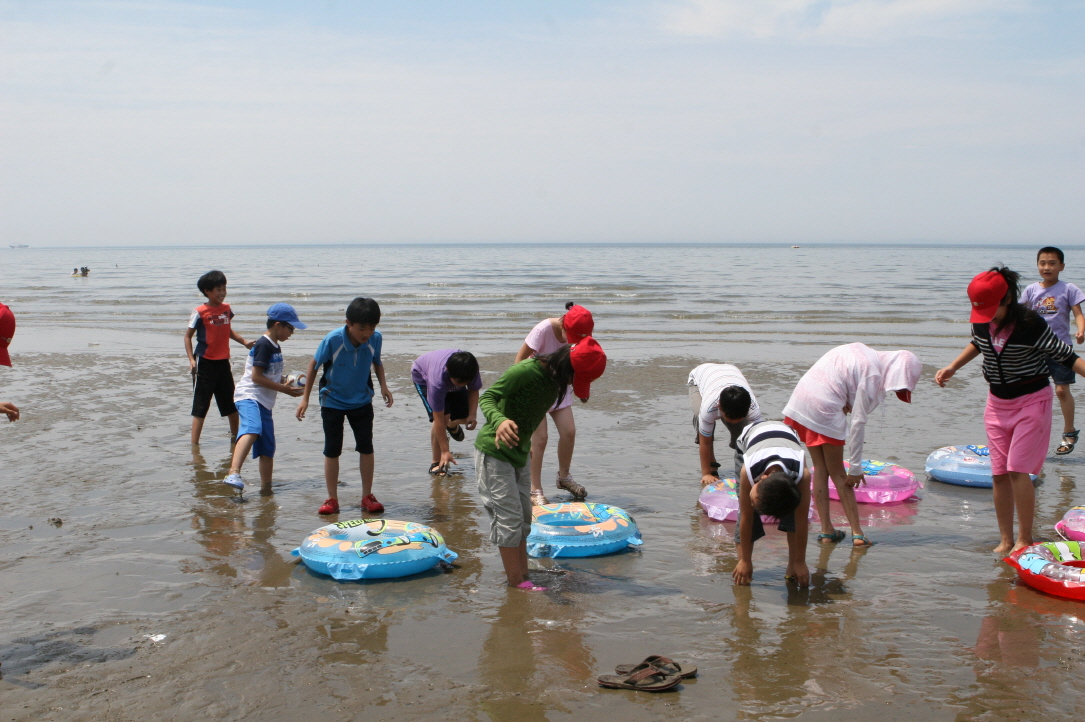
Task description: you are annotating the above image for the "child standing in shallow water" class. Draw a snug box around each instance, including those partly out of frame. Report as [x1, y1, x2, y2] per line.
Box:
[475, 338, 606, 589]
[1020, 246, 1085, 455]
[514, 303, 595, 505]
[937, 267, 1085, 553]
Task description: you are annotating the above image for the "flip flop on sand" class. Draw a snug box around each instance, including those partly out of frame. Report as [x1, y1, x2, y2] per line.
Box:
[614, 655, 697, 679]
[598, 665, 682, 692]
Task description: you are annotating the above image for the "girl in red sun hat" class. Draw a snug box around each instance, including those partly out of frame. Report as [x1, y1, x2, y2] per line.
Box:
[936, 266, 1085, 554]
[0, 302, 20, 422]
[514, 302, 595, 505]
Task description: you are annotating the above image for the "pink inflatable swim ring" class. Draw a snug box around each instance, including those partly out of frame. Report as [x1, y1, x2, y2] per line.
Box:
[1056, 506, 1085, 542]
[816, 460, 921, 505]
[699, 477, 816, 523]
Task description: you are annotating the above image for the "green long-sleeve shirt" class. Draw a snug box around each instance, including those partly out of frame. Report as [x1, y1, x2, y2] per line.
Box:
[474, 358, 560, 467]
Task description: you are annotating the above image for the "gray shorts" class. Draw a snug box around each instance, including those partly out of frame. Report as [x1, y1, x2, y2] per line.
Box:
[475, 448, 533, 548]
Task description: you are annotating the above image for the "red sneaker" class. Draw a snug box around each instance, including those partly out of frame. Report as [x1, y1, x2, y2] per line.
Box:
[318, 498, 340, 515]
[361, 494, 384, 514]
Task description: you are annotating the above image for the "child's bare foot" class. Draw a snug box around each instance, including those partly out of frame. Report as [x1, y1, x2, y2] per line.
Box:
[1010, 539, 1033, 554]
[259, 484, 273, 496]
[992, 541, 1014, 554]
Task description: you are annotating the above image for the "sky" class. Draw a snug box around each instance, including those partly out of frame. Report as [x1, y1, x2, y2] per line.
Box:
[1, 0, 1083, 246]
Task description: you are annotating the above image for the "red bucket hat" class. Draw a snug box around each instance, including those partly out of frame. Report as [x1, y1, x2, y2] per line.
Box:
[562, 305, 594, 344]
[0, 303, 15, 367]
[570, 336, 606, 401]
[967, 271, 1008, 323]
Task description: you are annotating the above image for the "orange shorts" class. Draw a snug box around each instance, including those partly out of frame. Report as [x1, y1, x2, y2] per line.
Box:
[783, 416, 844, 447]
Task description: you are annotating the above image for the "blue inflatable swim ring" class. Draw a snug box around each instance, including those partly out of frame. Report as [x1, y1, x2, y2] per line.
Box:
[291, 519, 458, 580]
[527, 502, 643, 558]
[925, 445, 1038, 488]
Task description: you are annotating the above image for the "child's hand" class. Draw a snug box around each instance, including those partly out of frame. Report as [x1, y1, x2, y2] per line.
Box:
[495, 419, 519, 449]
[1077, 331, 1084, 344]
[189, 358, 196, 374]
[296, 398, 308, 421]
[701, 473, 719, 486]
[435, 450, 455, 474]
[732, 559, 753, 586]
[845, 473, 865, 488]
[934, 366, 955, 387]
[785, 561, 810, 587]
[381, 388, 394, 408]
[245, 340, 254, 350]
[0, 402, 19, 422]
[842, 404, 852, 415]
[283, 385, 304, 398]
[465, 415, 477, 431]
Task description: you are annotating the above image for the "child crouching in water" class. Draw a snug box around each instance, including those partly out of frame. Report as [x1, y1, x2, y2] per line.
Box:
[474, 338, 606, 590]
[937, 266, 1085, 553]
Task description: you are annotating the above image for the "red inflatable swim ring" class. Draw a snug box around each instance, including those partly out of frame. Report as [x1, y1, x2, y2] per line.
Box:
[1004, 541, 1085, 602]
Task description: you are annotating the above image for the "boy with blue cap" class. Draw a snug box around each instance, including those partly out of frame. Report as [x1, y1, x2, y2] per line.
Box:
[223, 303, 306, 494]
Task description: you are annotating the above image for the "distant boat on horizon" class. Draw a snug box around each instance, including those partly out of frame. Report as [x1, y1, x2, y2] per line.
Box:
[791, 245, 801, 248]
[9, 243, 28, 249]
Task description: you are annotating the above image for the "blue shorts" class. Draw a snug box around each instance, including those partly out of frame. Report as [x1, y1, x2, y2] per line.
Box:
[1048, 357, 1076, 386]
[236, 399, 276, 458]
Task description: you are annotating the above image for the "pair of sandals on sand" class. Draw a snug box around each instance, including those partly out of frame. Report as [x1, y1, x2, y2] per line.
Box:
[597, 655, 697, 692]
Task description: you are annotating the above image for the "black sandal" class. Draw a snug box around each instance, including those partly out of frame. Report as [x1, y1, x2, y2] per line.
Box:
[1057, 430, 1080, 456]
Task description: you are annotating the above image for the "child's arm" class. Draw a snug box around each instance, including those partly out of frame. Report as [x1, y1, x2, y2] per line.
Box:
[0, 401, 19, 422]
[466, 389, 479, 430]
[252, 366, 303, 397]
[698, 432, 718, 485]
[230, 328, 253, 350]
[514, 343, 535, 363]
[732, 467, 755, 585]
[432, 412, 456, 472]
[1072, 303, 1084, 344]
[184, 328, 197, 374]
[295, 357, 320, 420]
[373, 362, 393, 407]
[786, 469, 811, 587]
[935, 344, 981, 386]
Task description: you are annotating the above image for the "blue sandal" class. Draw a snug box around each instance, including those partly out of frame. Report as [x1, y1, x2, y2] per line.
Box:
[817, 530, 846, 544]
[852, 534, 877, 547]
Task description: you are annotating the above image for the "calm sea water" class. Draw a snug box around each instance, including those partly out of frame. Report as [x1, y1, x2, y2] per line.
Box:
[2, 243, 1084, 721]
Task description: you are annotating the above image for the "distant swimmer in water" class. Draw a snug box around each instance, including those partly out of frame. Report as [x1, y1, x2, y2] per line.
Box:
[72, 268, 79, 276]
[81, 267, 90, 276]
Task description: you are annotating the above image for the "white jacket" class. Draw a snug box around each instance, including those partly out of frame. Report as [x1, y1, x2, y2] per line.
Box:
[782, 343, 922, 469]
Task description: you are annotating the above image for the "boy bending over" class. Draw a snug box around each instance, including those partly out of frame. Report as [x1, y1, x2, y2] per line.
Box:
[410, 349, 482, 475]
[733, 420, 811, 587]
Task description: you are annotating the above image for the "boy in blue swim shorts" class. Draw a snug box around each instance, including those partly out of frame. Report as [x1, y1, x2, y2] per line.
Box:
[222, 303, 306, 494]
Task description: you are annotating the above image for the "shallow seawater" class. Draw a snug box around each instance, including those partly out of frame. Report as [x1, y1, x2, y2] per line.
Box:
[1, 244, 1084, 720]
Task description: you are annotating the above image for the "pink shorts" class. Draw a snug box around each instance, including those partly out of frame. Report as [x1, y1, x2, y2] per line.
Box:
[984, 385, 1053, 476]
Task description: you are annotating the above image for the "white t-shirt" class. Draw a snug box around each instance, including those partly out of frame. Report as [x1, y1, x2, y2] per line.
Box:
[233, 335, 283, 410]
[687, 363, 763, 438]
[524, 318, 573, 412]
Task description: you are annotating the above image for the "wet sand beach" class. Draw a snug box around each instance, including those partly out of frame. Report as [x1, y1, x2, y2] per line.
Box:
[2, 245, 1084, 720]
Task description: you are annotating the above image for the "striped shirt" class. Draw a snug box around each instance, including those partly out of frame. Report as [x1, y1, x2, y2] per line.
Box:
[971, 313, 1078, 399]
[737, 421, 805, 483]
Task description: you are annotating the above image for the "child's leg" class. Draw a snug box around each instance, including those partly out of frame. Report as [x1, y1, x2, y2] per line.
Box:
[190, 416, 206, 446]
[991, 473, 1016, 554]
[360, 453, 374, 497]
[529, 421, 549, 493]
[1009, 471, 1035, 552]
[807, 445, 836, 537]
[1055, 383, 1075, 435]
[499, 543, 529, 586]
[258, 455, 273, 493]
[227, 412, 239, 440]
[551, 406, 576, 479]
[324, 457, 340, 499]
[321, 406, 346, 500]
[230, 434, 257, 474]
[820, 444, 866, 542]
[476, 449, 533, 585]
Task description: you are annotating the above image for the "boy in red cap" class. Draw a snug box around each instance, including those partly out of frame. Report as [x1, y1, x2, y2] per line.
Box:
[513, 303, 595, 505]
[0, 303, 19, 421]
[475, 337, 606, 590]
[937, 266, 1085, 553]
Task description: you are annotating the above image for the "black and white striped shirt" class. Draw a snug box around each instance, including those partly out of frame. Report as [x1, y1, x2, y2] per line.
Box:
[737, 421, 805, 483]
[971, 312, 1077, 399]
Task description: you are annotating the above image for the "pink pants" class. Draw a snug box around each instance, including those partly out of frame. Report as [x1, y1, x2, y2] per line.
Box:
[984, 385, 1052, 476]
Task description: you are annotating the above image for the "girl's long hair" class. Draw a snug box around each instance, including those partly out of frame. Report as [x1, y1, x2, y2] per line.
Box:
[538, 345, 574, 407]
[989, 265, 1028, 333]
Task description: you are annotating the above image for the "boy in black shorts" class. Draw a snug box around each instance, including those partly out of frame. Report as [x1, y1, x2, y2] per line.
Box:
[184, 270, 253, 444]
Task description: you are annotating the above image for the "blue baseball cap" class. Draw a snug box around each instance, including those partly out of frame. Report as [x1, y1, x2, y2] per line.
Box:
[267, 302, 307, 329]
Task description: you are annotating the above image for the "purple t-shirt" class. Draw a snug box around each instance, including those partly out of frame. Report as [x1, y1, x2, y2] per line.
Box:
[1021, 281, 1085, 345]
[410, 349, 483, 414]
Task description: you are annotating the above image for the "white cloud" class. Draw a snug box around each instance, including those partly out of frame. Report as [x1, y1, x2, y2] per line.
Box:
[662, 0, 1032, 41]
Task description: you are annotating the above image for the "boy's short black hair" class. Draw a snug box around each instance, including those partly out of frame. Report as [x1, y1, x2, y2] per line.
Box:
[197, 270, 227, 296]
[446, 351, 479, 382]
[1038, 246, 1065, 264]
[346, 297, 381, 326]
[719, 385, 752, 421]
[753, 470, 801, 519]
